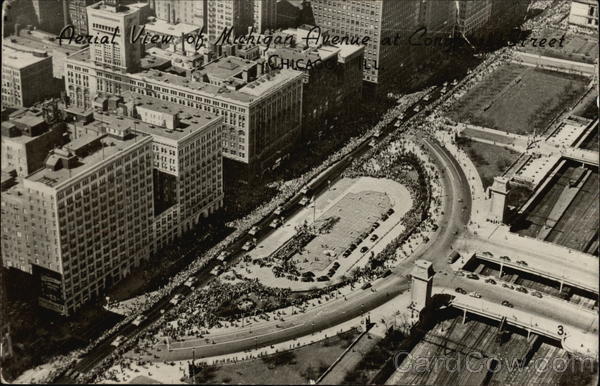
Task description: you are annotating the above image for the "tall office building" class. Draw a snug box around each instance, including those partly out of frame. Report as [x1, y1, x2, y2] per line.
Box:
[418, 0, 455, 35]
[31, 0, 66, 34]
[148, 0, 206, 27]
[455, 0, 492, 36]
[67, 0, 97, 35]
[93, 93, 224, 249]
[311, 0, 420, 91]
[253, 0, 278, 33]
[87, 0, 146, 73]
[1, 116, 154, 315]
[206, 0, 253, 41]
[2, 46, 56, 107]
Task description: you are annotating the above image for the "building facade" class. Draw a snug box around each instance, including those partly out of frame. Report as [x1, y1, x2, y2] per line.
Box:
[87, 0, 146, 73]
[1, 128, 154, 315]
[253, 0, 278, 33]
[311, 0, 420, 90]
[455, 0, 492, 36]
[149, 0, 206, 27]
[93, 93, 224, 249]
[2, 47, 56, 107]
[67, 0, 97, 35]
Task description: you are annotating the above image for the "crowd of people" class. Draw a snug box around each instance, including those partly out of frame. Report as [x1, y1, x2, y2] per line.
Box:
[40, 3, 574, 383]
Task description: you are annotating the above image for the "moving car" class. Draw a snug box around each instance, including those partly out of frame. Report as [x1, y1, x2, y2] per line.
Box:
[455, 287, 467, 294]
[501, 300, 513, 308]
[132, 315, 146, 326]
[111, 335, 126, 347]
[242, 241, 255, 251]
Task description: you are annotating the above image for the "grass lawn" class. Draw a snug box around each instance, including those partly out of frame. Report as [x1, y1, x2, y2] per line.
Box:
[518, 29, 599, 64]
[457, 139, 520, 189]
[450, 63, 588, 135]
[192, 329, 359, 384]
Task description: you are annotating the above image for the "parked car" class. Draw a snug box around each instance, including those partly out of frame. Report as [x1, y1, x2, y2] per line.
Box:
[447, 251, 460, 264]
[501, 283, 514, 290]
[531, 291, 543, 298]
[382, 214, 389, 221]
[360, 246, 369, 253]
[248, 226, 260, 236]
[361, 282, 372, 290]
[302, 271, 315, 277]
[455, 287, 467, 294]
[216, 252, 228, 262]
[343, 250, 352, 257]
[423, 94, 430, 102]
[382, 269, 392, 278]
[516, 286, 528, 294]
[499, 255, 510, 261]
[467, 273, 479, 280]
[317, 276, 330, 282]
[484, 278, 496, 285]
[516, 260, 528, 266]
[387, 208, 395, 215]
[299, 196, 310, 206]
[501, 300, 513, 308]
[370, 234, 379, 242]
[469, 292, 482, 298]
[242, 241, 255, 251]
[301, 276, 314, 282]
[274, 206, 283, 215]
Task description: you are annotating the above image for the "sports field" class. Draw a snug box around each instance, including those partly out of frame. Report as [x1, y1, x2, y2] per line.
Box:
[519, 29, 599, 64]
[450, 63, 588, 135]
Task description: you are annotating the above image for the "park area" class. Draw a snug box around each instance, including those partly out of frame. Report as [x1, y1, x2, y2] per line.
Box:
[518, 29, 599, 64]
[456, 138, 520, 189]
[449, 63, 588, 135]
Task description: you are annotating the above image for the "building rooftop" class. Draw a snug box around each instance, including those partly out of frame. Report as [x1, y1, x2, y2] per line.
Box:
[67, 49, 303, 104]
[26, 131, 149, 188]
[93, 98, 219, 141]
[3, 32, 83, 57]
[144, 18, 200, 38]
[2, 46, 49, 69]
[88, 0, 147, 16]
[196, 56, 256, 82]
